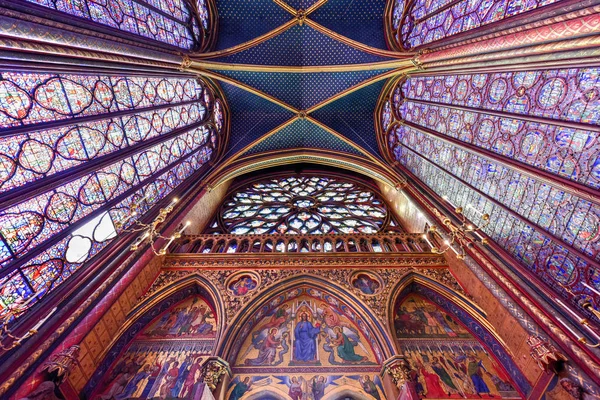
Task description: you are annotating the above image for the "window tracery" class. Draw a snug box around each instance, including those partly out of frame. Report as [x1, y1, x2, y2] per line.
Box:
[22, 0, 211, 50]
[0, 71, 226, 321]
[381, 68, 600, 311]
[388, 0, 562, 50]
[206, 176, 398, 235]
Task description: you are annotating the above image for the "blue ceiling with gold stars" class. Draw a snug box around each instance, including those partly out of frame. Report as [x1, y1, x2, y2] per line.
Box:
[197, 0, 410, 163]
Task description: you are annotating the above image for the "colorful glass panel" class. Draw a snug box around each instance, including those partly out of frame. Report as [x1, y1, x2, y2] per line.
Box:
[391, 144, 595, 312]
[397, 0, 562, 49]
[392, 124, 600, 261]
[0, 124, 214, 266]
[0, 71, 225, 321]
[383, 68, 600, 311]
[25, 0, 202, 49]
[0, 102, 207, 194]
[0, 143, 215, 319]
[208, 176, 394, 235]
[0, 72, 202, 129]
[388, 69, 600, 187]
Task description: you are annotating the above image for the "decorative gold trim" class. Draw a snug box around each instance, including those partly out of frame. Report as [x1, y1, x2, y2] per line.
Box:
[305, 116, 379, 162]
[206, 151, 404, 189]
[305, 19, 415, 58]
[189, 59, 418, 73]
[227, 117, 298, 159]
[193, 20, 297, 59]
[272, 0, 297, 15]
[306, 66, 414, 113]
[305, 0, 330, 15]
[191, 69, 299, 113]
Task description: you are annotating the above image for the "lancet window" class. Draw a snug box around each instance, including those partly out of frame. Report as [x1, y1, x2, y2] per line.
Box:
[206, 176, 400, 235]
[21, 0, 213, 50]
[0, 69, 226, 320]
[389, 0, 562, 50]
[381, 68, 600, 311]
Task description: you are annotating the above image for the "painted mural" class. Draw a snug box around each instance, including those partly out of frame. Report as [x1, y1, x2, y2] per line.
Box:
[395, 294, 470, 338]
[229, 287, 383, 400]
[235, 294, 378, 368]
[227, 374, 384, 400]
[395, 295, 520, 399]
[93, 296, 217, 400]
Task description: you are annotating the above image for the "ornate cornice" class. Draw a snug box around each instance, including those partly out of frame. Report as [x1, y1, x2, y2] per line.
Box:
[164, 253, 446, 269]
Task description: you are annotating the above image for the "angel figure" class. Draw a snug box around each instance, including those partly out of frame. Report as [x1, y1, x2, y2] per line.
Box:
[323, 325, 368, 364]
[228, 377, 271, 400]
[284, 376, 310, 400]
[360, 375, 381, 400]
[310, 375, 329, 400]
[245, 327, 289, 366]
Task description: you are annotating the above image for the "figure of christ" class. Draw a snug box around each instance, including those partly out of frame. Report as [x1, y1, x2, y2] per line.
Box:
[293, 312, 322, 362]
[245, 328, 285, 366]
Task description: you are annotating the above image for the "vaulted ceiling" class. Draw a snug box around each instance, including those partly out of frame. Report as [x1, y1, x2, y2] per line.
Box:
[188, 0, 414, 165]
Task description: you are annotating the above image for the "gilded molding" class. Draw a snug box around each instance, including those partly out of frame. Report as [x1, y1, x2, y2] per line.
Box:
[138, 265, 463, 328]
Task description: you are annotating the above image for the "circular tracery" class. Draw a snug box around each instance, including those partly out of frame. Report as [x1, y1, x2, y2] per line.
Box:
[209, 176, 393, 235]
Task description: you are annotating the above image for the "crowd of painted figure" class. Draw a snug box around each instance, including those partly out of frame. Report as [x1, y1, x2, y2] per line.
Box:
[402, 349, 518, 398]
[143, 304, 215, 338]
[96, 351, 208, 400]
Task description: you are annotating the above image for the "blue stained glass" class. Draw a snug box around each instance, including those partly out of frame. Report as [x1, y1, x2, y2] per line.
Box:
[206, 176, 397, 235]
[25, 0, 206, 50]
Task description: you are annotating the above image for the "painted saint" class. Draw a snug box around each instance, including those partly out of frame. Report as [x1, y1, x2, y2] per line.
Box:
[245, 328, 287, 366]
[352, 273, 381, 295]
[229, 275, 258, 297]
[229, 377, 252, 400]
[360, 375, 381, 400]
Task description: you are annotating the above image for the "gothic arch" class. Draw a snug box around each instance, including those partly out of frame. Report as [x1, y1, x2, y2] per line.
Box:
[82, 275, 225, 398]
[206, 150, 403, 190]
[323, 387, 374, 400]
[219, 275, 396, 363]
[387, 273, 531, 396]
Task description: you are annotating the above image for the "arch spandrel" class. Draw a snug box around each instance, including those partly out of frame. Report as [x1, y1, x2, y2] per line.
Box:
[221, 278, 394, 400]
[82, 278, 225, 399]
[389, 280, 531, 398]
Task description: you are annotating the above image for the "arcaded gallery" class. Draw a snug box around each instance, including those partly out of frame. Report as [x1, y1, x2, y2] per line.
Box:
[0, 0, 598, 399]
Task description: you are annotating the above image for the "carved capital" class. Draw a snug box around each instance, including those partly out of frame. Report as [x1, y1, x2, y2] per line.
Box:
[180, 55, 192, 71]
[201, 357, 231, 391]
[41, 345, 80, 384]
[383, 355, 414, 389]
[296, 9, 307, 26]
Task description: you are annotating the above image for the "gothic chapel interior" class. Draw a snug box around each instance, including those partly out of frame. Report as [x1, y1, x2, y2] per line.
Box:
[0, 0, 599, 399]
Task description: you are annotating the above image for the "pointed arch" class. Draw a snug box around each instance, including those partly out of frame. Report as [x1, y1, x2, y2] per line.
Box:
[387, 272, 531, 396]
[219, 275, 396, 364]
[82, 274, 225, 398]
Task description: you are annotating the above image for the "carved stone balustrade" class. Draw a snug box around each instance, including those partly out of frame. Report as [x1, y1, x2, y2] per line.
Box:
[164, 233, 446, 269]
[170, 232, 432, 254]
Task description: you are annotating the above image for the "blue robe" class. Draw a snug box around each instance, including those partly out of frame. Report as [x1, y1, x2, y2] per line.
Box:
[294, 321, 321, 361]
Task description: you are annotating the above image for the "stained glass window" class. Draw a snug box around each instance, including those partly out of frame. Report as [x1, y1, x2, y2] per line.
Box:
[388, 69, 600, 189]
[381, 68, 600, 313]
[388, 0, 562, 50]
[0, 70, 226, 321]
[22, 0, 211, 50]
[207, 176, 398, 235]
